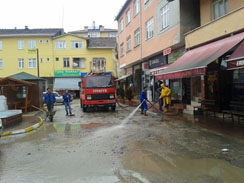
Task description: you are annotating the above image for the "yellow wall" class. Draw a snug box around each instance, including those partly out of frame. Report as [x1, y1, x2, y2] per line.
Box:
[0, 34, 117, 78]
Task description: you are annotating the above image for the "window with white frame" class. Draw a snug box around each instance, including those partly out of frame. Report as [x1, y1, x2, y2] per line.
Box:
[126, 9, 131, 24]
[73, 58, 86, 69]
[120, 19, 124, 32]
[134, 28, 140, 47]
[39, 40, 43, 44]
[144, 0, 150, 4]
[212, 0, 228, 20]
[63, 58, 70, 67]
[0, 59, 3, 69]
[146, 18, 154, 40]
[88, 31, 100, 38]
[134, 0, 140, 15]
[40, 58, 43, 63]
[56, 41, 66, 49]
[108, 32, 118, 37]
[0, 41, 2, 50]
[160, 4, 169, 30]
[18, 59, 24, 69]
[120, 43, 124, 56]
[91, 58, 106, 72]
[46, 39, 49, 44]
[18, 40, 24, 49]
[28, 40, 36, 49]
[127, 36, 131, 52]
[71, 41, 82, 49]
[28, 58, 37, 68]
[46, 58, 50, 62]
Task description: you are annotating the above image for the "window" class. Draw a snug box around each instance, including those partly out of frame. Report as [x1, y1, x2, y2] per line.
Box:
[91, 58, 106, 72]
[39, 40, 43, 44]
[0, 59, 3, 69]
[108, 32, 118, 37]
[73, 58, 86, 69]
[28, 40, 36, 49]
[46, 39, 49, 44]
[18, 59, 24, 69]
[120, 43, 124, 57]
[56, 57, 59, 61]
[146, 18, 154, 40]
[212, 0, 228, 20]
[120, 19, 124, 32]
[126, 9, 131, 24]
[56, 41, 66, 49]
[0, 41, 2, 50]
[28, 59, 37, 68]
[71, 41, 82, 49]
[144, 0, 150, 4]
[127, 36, 131, 52]
[63, 58, 70, 67]
[160, 4, 169, 30]
[18, 40, 24, 49]
[46, 58, 50, 62]
[40, 58, 43, 63]
[134, 0, 140, 16]
[134, 28, 140, 47]
[88, 31, 100, 37]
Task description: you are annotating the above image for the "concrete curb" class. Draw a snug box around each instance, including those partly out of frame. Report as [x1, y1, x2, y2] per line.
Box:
[0, 117, 43, 137]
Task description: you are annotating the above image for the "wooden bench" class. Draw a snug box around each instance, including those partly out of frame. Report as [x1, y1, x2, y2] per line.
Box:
[222, 101, 244, 124]
[194, 99, 217, 117]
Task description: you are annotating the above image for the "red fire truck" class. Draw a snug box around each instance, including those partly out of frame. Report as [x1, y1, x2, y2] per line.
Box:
[80, 72, 117, 112]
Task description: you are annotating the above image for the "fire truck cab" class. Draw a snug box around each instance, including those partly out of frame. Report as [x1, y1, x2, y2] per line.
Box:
[80, 72, 117, 112]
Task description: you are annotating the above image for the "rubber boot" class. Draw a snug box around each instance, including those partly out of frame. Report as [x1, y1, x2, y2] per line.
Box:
[144, 111, 148, 116]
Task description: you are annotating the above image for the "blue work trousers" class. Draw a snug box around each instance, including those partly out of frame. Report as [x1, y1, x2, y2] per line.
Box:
[64, 102, 72, 115]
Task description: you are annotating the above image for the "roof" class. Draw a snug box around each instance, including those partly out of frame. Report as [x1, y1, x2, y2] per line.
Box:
[8, 72, 45, 81]
[115, 0, 131, 20]
[69, 28, 118, 34]
[155, 32, 244, 80]
[0, 77, 34, 86]
[0, 28, 64, 37]
[87, 38, 117, 49]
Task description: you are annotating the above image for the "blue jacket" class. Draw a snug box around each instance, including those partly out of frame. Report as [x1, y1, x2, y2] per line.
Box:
[140, 90, 148, 102]
[44, 93, 56, 104]
[63, 93, 72, 104]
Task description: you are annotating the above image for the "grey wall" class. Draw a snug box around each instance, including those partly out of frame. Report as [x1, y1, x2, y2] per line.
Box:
[156, 0, 181, 42]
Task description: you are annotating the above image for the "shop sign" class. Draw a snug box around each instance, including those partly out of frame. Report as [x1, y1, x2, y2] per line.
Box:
[142, 62, 149, 71]
[149, 55, 165, 69]
[227, 59, 244, 70]
[54, 70, 80, 77]
[163, 48, 171, 56]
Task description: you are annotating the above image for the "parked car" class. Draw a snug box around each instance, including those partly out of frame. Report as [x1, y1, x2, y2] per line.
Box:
[0, 119, 3, 135]
[43, 92, 64, 104]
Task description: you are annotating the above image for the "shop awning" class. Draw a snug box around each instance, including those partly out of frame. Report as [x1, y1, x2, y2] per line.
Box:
[227, 41, 244, 70]
[156, 32, 244, 80]
[115, 74, 132, 81]
[53, 78, 81, 90]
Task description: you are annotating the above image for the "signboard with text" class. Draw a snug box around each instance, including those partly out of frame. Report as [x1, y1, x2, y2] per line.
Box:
[54, 70, 80, 77]
[227, 59, 244, 70]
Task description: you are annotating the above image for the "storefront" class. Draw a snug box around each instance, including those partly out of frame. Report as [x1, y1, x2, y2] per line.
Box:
[53, 70, 81, 98]
[227, 40, 244, 102]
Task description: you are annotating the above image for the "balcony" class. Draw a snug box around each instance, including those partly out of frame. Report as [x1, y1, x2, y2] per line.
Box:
[185, 7, 244, 49]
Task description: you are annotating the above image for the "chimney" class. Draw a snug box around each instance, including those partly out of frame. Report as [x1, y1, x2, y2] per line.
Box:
[24, 26, 28, 30]
[99, 25, 104, 31]
[84, 26, 88, 31]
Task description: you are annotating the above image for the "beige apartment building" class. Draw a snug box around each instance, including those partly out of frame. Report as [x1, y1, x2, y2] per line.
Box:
[116, 0, 200, 96]
[155, 0, 244, 114]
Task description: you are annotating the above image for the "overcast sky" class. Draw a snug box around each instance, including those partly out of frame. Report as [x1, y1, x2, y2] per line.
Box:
[1, 0, 125, 32]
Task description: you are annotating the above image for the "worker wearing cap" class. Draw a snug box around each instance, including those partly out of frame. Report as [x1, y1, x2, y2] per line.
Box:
[159, 83, 171, 113]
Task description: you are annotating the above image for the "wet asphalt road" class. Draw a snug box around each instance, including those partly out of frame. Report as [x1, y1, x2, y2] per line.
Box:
[1, 99, 244, 183]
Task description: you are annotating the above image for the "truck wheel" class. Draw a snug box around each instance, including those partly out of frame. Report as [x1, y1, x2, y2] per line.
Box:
[111, 106, 116, 112]
[83, 106, 87, 112]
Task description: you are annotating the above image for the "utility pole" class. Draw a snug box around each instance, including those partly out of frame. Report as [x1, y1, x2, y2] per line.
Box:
[37, 48, 40, 77]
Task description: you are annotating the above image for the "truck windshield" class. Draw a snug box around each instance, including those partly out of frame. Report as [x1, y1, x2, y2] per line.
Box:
[86, 76, 112, 88]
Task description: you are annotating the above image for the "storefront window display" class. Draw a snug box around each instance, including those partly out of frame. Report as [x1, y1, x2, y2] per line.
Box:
[170, 79, 182, 101]
[233, 68, 244, 102]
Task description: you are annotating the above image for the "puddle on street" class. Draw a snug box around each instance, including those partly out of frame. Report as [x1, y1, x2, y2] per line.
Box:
[123, 144, 244, 183]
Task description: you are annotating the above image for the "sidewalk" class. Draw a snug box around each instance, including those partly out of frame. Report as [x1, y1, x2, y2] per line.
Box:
[1, 111, 44, 135]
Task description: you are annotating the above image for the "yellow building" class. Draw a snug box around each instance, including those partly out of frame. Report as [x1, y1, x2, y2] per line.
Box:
[0, 27, 118, 94]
